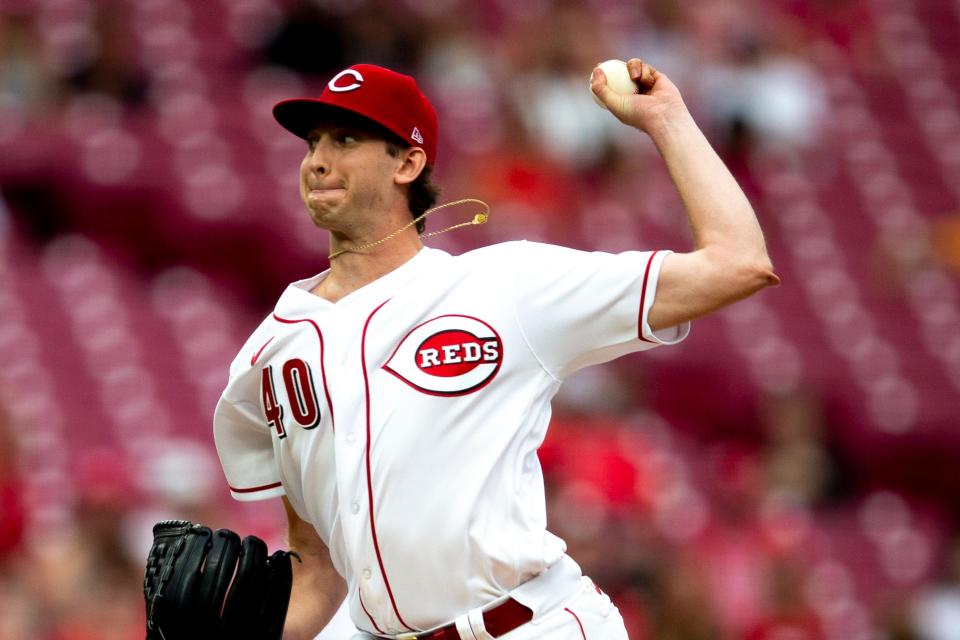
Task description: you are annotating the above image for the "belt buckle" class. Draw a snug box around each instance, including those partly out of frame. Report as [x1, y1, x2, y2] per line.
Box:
[396, 634, 419, 640]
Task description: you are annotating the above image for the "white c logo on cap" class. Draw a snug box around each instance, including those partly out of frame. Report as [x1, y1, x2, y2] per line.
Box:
[328, 69, 364, 93]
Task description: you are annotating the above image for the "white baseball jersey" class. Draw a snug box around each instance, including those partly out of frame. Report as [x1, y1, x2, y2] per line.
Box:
[214, 241, 689, 636]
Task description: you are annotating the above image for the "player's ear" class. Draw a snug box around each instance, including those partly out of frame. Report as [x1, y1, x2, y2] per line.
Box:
[394, 147, 427, 187]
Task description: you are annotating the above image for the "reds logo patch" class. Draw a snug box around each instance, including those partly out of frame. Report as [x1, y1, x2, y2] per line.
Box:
[383, 315, 503, 396]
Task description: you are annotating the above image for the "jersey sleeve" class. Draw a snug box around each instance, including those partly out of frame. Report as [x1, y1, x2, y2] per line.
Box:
[213, 352, 286, 502]
[502, 241, 690, 379]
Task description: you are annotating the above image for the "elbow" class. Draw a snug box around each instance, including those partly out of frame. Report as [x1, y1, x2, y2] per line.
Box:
[714, 249, 779, 301]
[758, 254, 781, 288]
[741, 257, 780, 294]
[707, 245, 780, 294]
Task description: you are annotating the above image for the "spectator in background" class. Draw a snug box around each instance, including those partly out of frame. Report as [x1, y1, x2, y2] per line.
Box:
[931, 213, 960, 275]
[504, 1, 621, 171]
[696, 15, 825, 164]
[0, 11, 52, 110]
[760, 387, 841, 507]
[745, 559, 823, 640]
[0, 397, 142, 640]
[0, 394, 39, 640]
[0, 9, 53, 143]
[29, 447, 144, 639]
[0, 575, 42, 640]
[622, 0, 698, 98]
[58, 5, 148, 109]
[418, 11, 505, 160]
[0, 394, 24, 565]
[768, 0, 876, 66]
[130, 438, 264, 548]
[695, 443, 771, 637]
[651, 550, 725, 640]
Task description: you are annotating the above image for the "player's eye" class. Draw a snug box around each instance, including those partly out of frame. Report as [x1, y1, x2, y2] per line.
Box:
[306, 137, 318, 152]
[336, 133, 357, 146]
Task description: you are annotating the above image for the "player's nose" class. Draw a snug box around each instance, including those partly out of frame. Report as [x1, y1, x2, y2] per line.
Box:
[304, 143, 330, 175]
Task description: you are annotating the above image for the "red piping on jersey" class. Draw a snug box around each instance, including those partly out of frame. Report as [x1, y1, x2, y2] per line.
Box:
[361, 299, 414, 632]
[565, 607, 587, 640]
[272, 314, 336, 432]
[637, 251, 660, 343]
[358, 588, 385, 634]
[229, 481, 283, 494]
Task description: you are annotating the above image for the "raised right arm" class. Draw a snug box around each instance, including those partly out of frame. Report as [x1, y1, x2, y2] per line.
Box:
[591, 59, 779, 331]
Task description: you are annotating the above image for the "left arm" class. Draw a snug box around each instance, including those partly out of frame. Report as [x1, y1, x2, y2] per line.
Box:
[282, 496, 347, 640]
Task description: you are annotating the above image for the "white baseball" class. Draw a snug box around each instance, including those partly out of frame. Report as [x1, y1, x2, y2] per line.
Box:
[590, 59, 637, 109]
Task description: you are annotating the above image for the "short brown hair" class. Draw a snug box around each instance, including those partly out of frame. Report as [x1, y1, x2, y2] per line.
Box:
[385, 141, 440, 234]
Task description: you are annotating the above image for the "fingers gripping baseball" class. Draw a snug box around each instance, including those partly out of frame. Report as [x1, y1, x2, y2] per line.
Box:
[590, 58, 685, 132]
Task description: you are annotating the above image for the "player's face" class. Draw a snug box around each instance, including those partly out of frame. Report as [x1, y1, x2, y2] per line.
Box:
[299, 118, 400, 232]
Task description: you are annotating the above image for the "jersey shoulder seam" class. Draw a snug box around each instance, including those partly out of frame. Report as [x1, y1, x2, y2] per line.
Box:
[501, 242, 563, 383]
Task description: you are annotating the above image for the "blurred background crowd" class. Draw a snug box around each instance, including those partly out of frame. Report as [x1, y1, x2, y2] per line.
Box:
[1, 0, 959, 638]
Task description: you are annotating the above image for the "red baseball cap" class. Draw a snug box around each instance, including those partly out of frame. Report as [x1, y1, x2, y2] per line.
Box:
[273, 64, 439, 165]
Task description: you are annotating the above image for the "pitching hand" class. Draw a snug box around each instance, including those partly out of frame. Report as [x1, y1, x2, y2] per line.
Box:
[590, 58, 688, 135]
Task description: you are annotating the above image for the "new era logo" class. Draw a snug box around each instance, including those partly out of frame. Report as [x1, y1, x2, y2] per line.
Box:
[411, 127, 424, 144]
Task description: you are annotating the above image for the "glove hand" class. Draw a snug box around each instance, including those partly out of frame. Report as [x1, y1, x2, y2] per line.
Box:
[144, 520, 296, 640]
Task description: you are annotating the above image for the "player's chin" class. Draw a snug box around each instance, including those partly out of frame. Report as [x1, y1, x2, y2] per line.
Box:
[305, 206, 334, 229]
[303, 194, 336, 216]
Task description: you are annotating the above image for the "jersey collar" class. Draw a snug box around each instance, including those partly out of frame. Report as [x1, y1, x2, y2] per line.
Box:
[275, 247, 446, 316]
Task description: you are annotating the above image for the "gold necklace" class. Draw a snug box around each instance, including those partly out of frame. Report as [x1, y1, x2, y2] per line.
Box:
[328, 198, 490, 260]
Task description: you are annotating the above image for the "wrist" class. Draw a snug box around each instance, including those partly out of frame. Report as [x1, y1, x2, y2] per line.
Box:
[645, 106, 697, 148]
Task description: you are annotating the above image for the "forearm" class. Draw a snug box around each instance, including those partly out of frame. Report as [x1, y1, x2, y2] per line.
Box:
[648, 109, 771, 266]
[283, 553, 347, 640]
[282, 496, 348, 640]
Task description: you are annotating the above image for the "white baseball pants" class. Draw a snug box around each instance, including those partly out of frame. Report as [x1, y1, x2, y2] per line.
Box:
[340, 577, 629, 640]
[494, 577, 630, 640]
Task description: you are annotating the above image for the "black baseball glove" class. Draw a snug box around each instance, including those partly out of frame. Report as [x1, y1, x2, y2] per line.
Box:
[144, 519, 297, 640]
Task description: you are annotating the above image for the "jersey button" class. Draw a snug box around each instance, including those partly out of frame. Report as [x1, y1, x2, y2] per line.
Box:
[346, 433, 356, 445]
[351, 501, 360, 514]
[363, 568, 372, 579]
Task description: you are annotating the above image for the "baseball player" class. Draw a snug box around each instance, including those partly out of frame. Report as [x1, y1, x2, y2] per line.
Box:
[210, 60, 779, 640]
